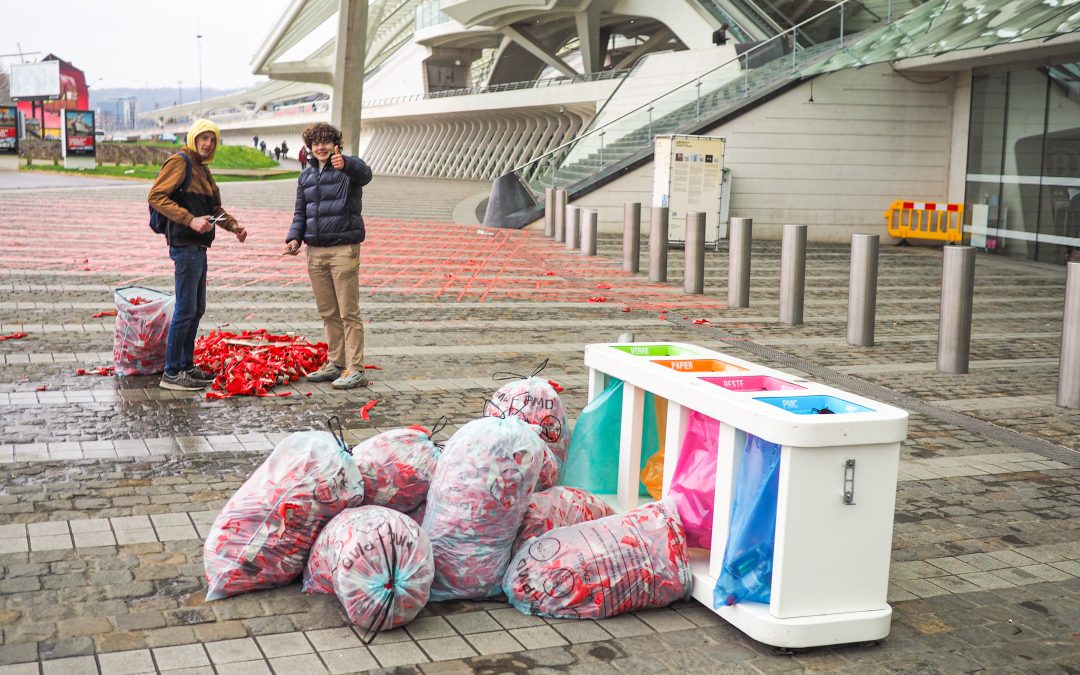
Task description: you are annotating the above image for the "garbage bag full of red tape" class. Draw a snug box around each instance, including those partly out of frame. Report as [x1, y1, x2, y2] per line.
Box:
[502, 499, 692, 619]
[421, 416, 544, 600]
[203, 431, 365, 600]
[304, 506, 433, 635]
[513, 486, 615, 553]
[352, 428, 441, 513]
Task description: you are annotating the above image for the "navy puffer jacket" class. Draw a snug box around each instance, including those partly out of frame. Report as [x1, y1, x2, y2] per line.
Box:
[287, 155, 373, 247]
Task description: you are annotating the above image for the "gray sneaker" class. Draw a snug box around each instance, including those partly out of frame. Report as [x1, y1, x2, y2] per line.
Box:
[160, 370, 206, 391]
[187, 366, 215, 383]
[306, 362, 343, 382]
[332, 369, 370, 389]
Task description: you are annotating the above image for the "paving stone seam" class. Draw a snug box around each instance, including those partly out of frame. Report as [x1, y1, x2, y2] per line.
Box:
[666, 315, 1080, 463]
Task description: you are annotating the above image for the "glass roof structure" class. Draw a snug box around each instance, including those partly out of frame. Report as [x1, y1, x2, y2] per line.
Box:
[803, 0, 1080, 75]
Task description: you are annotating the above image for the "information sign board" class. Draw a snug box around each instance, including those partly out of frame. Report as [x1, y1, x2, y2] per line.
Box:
[652, 134, 726, 243]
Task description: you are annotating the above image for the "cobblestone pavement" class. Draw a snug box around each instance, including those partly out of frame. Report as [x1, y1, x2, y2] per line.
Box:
[0, 177, 1078, 674]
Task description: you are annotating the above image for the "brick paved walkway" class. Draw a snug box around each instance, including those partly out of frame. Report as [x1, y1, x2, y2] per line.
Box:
[0, 176, 1077, 674]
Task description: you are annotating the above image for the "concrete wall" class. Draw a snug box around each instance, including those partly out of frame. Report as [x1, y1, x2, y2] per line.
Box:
[563, 62, 957, 243]
[588, 44, 741, 133]
[364, 43, 430, 102]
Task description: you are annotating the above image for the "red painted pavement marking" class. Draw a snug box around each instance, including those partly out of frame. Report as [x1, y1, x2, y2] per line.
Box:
[0, 195, 726, 309]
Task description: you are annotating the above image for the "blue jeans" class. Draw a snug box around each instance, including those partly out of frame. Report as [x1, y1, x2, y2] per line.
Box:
[164, 245, 207, 376]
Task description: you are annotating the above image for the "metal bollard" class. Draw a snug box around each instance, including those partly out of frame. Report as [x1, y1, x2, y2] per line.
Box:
[544, 187, 555, 237]
[728, 217, 752, 308]
[581, 209, 598, 256]
[553, 189, 566, 242]
[1058, 261, 1080, 408]
[624, 202, 641, 273]
[565, 206, 580, 250]
[847, 234, 879, 346]
[649, 206, 669, 282]
[937, 246, 976, 374]
[684, 212, 706, 294]
[779, 224, 807, 324]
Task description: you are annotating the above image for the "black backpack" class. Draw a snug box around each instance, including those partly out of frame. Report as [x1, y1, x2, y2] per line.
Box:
[148, 153, 192, 235]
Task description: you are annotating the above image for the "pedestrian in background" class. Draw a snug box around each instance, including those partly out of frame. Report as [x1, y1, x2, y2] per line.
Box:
[298, 145, 308, 167]
[148, 119, 248, 391]
[281, 140, 289, 159]
[283, 123, 372, 389]
[253, 135, 259, 149]
[259, 139, 267, 155]
[274, 145, 281, 162]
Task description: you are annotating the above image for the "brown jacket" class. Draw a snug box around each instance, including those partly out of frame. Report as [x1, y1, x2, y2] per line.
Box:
[147, 148, 238, 247]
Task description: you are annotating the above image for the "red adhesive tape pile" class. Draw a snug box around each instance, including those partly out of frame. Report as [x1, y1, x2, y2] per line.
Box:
[203, 431, 365, 600]
[194, 329, 328, 397]
[422, 416, 545, 601]
[113, 286, 174, 376]
[513, 486, 615, 554]
[305, 506, 434, 639]
[351, 425, 443, 513]
[502, 499, 692, 620]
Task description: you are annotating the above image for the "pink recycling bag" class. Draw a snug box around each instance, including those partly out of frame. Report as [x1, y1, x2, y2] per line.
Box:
[668, 411, 721, 549]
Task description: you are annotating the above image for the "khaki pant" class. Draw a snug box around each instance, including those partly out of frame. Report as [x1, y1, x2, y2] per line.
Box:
[306, 243, 364, 371]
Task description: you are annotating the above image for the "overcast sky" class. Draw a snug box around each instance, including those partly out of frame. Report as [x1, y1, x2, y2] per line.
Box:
[2, 0, 298, 89]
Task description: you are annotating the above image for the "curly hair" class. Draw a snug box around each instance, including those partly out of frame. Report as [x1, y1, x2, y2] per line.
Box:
[301, 122, 343, 149]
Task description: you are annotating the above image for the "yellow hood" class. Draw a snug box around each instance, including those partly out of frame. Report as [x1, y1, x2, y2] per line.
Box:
[184, 119, 221, 163]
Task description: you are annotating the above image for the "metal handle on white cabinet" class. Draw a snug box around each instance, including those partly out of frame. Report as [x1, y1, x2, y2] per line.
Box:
[842, 459, 856, 505]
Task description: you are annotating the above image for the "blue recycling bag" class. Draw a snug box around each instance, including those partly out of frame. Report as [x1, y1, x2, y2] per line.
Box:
[714, 434, 781, 608]
[560, 378, 660, 496]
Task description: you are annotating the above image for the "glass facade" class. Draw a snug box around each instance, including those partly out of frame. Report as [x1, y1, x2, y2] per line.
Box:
[965, 65, 1080, 264]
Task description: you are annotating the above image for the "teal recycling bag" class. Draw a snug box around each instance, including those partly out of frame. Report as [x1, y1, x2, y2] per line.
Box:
[560, 378, 660, 496]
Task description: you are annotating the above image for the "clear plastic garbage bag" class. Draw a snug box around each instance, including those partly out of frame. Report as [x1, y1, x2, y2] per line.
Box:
[304, 506, 434, 641]
[352, 420, 444, 513]
[203, 425, 364, 600]
[113, 286, 174, 376]
[513, 486, 615, 554]
[503, 499, 691, 620]
[422, 415, 544, 600]
[484, 360, 570, 490]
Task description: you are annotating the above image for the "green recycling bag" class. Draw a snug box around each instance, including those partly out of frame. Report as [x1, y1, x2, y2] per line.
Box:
[560, 378, 660, 496]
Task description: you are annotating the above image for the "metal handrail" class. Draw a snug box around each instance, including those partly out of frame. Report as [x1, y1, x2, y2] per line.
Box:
[363, 68, 629, 107]
[510, 0, 856, 174]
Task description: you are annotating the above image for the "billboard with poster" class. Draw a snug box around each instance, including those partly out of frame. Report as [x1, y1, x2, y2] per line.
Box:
[9, 61, 61, 99]
[652, 134, 726, 243]
[0, 107, 18, 156]
[14, 56, 88, 138]
[63, 110, 96, 157]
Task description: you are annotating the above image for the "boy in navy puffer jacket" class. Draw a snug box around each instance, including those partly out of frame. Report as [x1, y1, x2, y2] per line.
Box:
[284, 122, 373, 389]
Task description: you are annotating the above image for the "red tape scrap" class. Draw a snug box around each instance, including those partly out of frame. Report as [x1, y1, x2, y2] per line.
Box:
[92, 309, 117, 318]
[194, 329, 328, 399]
[76, 366, 115, 376]
[360, 400, 378, 420]
[0, 332, 28, 341]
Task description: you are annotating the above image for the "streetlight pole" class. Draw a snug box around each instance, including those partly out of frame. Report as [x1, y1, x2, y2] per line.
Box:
[177, 80, 182, 106]
[196, 30, 203, 117]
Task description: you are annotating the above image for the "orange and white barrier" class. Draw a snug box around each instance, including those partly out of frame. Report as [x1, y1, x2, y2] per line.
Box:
[884, 200, 964, 243]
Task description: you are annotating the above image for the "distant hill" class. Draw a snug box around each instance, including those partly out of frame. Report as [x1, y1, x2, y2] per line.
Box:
[89, 86, 246, 113]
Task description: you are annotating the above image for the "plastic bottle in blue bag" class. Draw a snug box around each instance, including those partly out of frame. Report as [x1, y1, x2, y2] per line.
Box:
[714, 434, 781, 607]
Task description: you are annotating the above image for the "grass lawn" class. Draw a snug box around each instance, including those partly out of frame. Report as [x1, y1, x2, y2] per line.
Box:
[22, 144, 297, 184]
[21, 164, 300, 183]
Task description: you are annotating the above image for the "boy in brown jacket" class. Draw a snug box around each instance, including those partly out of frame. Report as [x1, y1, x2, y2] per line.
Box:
[148, 119, 247, 391]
